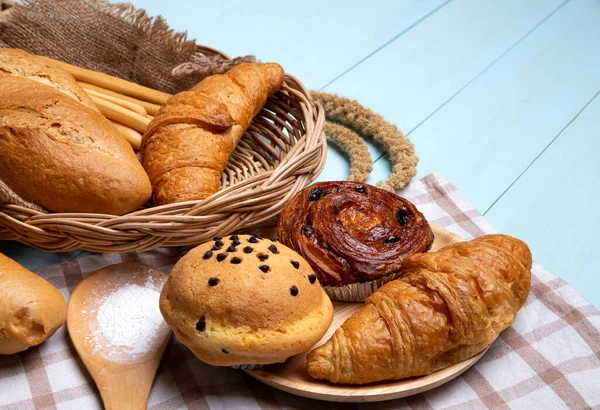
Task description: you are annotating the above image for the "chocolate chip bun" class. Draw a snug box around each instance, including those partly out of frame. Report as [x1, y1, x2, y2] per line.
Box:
[159, 234, 334, 366]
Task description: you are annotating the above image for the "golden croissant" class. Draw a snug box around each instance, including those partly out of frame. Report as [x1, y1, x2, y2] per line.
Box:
[141, 62, 284, 205]
[307, 234, 532, 384]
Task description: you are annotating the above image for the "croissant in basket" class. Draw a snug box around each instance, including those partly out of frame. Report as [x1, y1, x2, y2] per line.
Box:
[306, 234, 532, 384]
[141, 62, 284, 205]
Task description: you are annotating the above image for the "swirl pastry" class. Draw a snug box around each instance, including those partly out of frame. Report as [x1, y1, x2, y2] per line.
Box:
[277, 182, 434, 288]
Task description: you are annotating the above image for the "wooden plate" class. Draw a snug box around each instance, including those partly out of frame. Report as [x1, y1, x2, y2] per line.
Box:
[245, 226, 488, 403]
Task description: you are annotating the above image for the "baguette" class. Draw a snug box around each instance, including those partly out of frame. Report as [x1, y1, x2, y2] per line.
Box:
[0, 253, 67, 355]
[0, 49, 97, 111]
[0, 49, 151, 214]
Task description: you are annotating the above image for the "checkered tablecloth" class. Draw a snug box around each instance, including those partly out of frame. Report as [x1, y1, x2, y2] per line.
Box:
[1, 173, 598, 409]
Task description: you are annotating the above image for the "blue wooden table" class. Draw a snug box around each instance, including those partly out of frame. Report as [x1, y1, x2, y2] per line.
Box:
[1, 0, 598, 308]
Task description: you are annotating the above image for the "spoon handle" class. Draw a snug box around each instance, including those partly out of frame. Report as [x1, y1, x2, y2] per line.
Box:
[100, 379, 149, 410]
[96, 363, 155, 410]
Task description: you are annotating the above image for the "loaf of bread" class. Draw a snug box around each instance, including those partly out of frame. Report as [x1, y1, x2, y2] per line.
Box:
[0, 253, 67, 354]
[0, 48, 151, 215]
[142, 62, 284, 205]
[160, 234, 334, 366]
[307, 234, 532, 384]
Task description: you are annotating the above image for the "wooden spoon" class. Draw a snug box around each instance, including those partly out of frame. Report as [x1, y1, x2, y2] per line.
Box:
[67, 262, 171, 410]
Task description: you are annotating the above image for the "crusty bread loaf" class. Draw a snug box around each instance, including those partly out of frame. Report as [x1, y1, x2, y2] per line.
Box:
[0, 48, 151, 215]
[0, 48, 97, 110]
[159, 235, 334, 366]
[0, 253, 67, 354]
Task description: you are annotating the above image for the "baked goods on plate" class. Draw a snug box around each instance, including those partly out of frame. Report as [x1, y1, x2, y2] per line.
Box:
[142, 62, 285, 205]
[278, 181, 434, 301]
[0, 252, 67, 354]
[243, 225, 461, 400]
[0, 48, 152, 215]
[159, 234, 333, 366]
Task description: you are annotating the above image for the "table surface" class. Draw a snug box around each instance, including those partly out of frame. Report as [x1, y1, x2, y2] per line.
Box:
[1, 0, 598, 308]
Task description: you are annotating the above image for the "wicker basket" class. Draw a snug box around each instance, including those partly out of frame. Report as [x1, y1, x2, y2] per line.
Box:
[0, 45, 327, 252]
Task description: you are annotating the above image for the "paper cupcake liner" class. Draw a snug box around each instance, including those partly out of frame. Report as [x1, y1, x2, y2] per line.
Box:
[230, 364, 264, 370]
[323, 273, 400, 302]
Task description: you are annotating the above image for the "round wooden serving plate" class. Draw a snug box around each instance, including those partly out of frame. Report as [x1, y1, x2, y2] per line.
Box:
[245, 226, 489, 402]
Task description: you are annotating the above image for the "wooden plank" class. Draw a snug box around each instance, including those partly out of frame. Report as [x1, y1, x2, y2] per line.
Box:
[366, 0, 600, 212]
[130, 0, 448, 90]
[321, 0, 568, 184]
[485, 92, 600, 308]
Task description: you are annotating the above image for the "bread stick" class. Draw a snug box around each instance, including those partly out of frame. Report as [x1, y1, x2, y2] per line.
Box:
[109, 121, 142, 150]
[79, 82, 163, 115]
[85, 88, 147, 116]
[91, 95, 150, 133]
[39, 56, 170, 104]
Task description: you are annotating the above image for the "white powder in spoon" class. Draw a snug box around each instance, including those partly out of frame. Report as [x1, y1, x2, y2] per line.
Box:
[96, 283, 164, 355]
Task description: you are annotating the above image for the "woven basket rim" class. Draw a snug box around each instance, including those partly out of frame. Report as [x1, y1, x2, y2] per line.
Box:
[0, 45, 327, 252]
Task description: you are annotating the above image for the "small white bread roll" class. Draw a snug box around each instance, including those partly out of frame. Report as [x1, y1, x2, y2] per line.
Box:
[0, 253, 67, 354]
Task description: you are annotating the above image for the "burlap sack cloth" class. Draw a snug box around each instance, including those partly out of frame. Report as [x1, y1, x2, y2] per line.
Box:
[0, 0, 256, 210]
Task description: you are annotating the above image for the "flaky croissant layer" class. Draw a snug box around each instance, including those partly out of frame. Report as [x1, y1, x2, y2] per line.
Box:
[306, 234, 532, 384]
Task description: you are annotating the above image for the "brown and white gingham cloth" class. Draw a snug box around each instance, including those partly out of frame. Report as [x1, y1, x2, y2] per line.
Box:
[1, 173, 598, 409]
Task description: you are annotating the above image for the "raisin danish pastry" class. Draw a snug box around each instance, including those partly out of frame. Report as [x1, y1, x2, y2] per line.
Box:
[277, 182, 433, 300]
